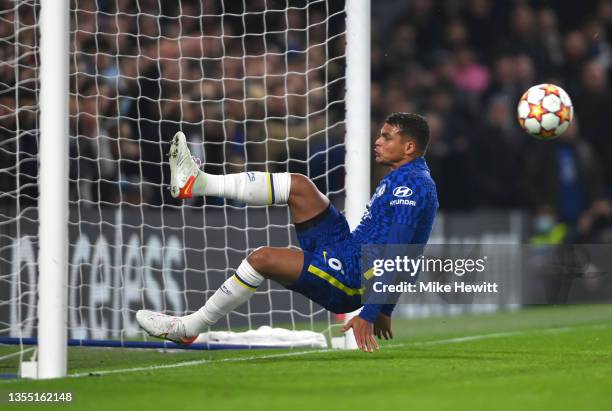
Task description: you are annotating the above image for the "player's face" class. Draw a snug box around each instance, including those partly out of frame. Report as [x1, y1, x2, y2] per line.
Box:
[374, 123, 416, 169]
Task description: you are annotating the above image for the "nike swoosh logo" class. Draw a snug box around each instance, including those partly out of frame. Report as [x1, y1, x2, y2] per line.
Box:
[179, 175, 195, 199]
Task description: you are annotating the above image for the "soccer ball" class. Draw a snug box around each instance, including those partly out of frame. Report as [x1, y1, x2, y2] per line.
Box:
[517, 83, 573, 139]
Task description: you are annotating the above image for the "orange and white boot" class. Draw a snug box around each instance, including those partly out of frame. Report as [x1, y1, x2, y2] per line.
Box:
[168, 131, 200, 199]
[136, 310, 198, 345]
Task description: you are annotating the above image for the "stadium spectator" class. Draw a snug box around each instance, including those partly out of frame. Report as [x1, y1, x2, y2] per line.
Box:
[574, 60, 612, 196]
[525, 119, 603, 235]
[476, 94, 527, 208]
[577, 199, 612, 242]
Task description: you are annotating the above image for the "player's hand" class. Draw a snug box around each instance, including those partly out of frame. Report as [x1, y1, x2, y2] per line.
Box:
[374, 313, 393, 340]
[341, 316, 380, 352]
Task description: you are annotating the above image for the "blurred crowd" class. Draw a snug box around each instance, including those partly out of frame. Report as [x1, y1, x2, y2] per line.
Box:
[1, 0, 611, 241]
[371, 0, 612, 242]
[0, 0, 346, 208]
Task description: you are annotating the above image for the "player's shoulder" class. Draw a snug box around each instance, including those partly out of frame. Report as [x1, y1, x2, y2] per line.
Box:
[384, 167, 435, 194]
[378, 167, 436, 213]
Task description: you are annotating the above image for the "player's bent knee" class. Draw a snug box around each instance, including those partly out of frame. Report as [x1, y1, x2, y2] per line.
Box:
[290, 173, 317, 198]
[246, 247, 274, 276]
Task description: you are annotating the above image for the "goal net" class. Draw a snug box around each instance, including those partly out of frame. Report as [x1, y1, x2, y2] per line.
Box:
[1, 0, 356, 377]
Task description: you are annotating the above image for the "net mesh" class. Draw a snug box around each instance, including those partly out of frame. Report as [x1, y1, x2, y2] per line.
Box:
[0, 0, 41, 372]
[1, 0, 347, 373]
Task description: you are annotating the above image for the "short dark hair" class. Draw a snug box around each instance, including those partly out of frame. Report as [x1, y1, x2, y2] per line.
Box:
[385, 112, 430, 154]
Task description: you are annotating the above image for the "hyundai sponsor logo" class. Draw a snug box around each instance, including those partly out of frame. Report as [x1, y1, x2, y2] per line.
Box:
[392, 186, 413, 197]
[390, 198, 416, 206]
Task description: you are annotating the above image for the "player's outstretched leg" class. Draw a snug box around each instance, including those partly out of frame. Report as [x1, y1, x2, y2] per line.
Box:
[169, 131, 291, 204]
[136, 247, 303, 344]
[168, 131, 329, 222]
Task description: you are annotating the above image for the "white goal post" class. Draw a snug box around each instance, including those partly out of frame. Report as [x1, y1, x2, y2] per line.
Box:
[2, 0, 371, 379]
[345, 0, 371, 228]
[37, 0, 69, 380]
[341, 0, 370, 350]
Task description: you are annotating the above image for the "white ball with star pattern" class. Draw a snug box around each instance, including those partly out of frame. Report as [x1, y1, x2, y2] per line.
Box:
[517, 83, 573, 139]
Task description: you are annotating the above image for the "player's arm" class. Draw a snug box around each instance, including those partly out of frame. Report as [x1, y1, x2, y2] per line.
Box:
[343, 223, 418, 352]
[359, 223, 418, 322]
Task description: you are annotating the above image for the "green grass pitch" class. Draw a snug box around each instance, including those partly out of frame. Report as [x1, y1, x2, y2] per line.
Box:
[1, 305, 611, 411]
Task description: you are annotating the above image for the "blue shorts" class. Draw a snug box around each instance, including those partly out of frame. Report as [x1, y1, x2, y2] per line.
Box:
[287, 205, 363, 314]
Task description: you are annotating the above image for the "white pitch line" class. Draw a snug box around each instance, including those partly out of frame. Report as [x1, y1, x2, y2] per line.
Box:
[68, 349, 337, 378]
[1, 323, 607, 382]
[379, 329, 548, 350]
[67, 324, 588, 379]
[0, 347, 35, 362]
[410, 331, 524, 346]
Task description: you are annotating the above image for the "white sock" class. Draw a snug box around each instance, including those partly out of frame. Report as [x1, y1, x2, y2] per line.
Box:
[192, 171, 291, 205]
[181, 259, 264, 336]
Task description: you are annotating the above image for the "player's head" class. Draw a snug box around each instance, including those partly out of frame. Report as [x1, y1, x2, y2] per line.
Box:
[375, 112, 430, 168]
